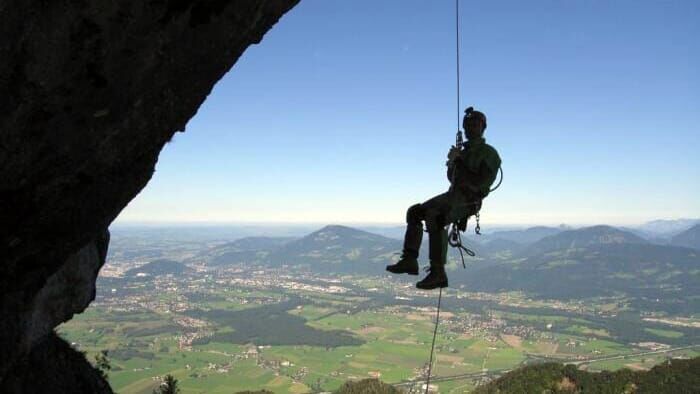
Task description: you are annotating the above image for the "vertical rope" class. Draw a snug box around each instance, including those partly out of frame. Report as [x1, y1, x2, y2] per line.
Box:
[424, 287, 443, 394]
[422, 3, 458, 393]
[456, 0, 460, 131]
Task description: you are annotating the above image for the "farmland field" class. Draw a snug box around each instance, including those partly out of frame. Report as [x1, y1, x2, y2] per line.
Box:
[59, 266, 700, 393]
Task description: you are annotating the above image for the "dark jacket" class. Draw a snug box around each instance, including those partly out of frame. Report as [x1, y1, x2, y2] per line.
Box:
[447, 137, 501, 200]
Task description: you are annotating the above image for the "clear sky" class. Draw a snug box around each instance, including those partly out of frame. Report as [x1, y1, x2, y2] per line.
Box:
[117, 0, 699, 226]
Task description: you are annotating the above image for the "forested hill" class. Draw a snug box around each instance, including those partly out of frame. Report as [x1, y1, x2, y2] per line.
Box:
[473, 357, 700, 394]
[523, 225, 649, 255]
[451, 225, 700, 315]
[488, 226, 563, 244]
[201, 236, 296, 266]
[459, 243, 700, 302]
[266, 225, 401, 272]
[194, 224, 700, 309]
[124, 259, 192, 277]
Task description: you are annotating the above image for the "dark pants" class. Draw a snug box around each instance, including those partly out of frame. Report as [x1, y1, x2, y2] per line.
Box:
[403, 189, 479, 266]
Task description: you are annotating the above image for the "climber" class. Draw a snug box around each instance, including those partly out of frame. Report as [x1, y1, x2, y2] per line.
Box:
[386, 107, 501, 290]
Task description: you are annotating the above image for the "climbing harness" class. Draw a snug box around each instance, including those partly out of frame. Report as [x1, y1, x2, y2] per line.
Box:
[449, 223, 475, 269]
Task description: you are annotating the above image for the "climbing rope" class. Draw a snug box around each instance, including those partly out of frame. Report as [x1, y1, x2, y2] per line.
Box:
[449, 223, 476, 268]
[424, 287, 442, 394]
[422, 2, 506, 390]
[455, 0, 461, 132]
[422, 3, 460, 394]
[490, 166, 504, 193]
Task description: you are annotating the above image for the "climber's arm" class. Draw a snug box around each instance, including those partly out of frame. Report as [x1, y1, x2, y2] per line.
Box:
[446, 146, 462, 182]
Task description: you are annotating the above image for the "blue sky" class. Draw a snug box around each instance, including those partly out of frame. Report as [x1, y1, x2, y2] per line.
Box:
[117, 0, 699, 226]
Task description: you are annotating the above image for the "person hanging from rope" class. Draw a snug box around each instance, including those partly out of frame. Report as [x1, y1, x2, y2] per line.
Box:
[386, 107, 501, 290]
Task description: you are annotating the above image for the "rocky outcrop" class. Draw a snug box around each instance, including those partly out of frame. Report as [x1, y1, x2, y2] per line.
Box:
[25, 232, 110, 349]
[0, 0, 298, 390]
[2, 333, 114, 394]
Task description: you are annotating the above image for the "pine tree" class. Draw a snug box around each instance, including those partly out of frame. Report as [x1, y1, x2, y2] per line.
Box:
[153, 374, 180, 394]
[94, 350, 111, 380]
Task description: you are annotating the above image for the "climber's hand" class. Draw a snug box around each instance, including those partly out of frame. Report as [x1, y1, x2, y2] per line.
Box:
[447, 146, 461, 163]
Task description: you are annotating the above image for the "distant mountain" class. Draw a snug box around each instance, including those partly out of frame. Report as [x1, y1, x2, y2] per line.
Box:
[125, 259, 192, 277]
[201, 236, 296, 266]
[459, 243, 700, 300]
[195, 227, 413, 272]
[267, 225, 401, 273]
[476, 238, 524, 256]
[357, 225, 406, 240]
[524, 225, 648, 256]
[220, 236, 296, 250]
[488, 226, 563, 245]
[670, 224, 700, 250]
[637, 218, 700, 238]
[452, 225, 700, 311]
[616, 226, 671, 244]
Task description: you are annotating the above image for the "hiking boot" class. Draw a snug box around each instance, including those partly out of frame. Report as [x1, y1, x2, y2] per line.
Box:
[416, 229, 449, 289]
[386, 254, 419, 275]
[416, 266, 448, 290]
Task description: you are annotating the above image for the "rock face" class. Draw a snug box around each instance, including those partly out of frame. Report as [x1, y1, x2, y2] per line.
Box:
[0, 0, 298, 391]
[2, 333, 114, 394]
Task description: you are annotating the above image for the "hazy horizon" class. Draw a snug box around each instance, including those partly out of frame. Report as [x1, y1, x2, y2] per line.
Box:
[111, 217, 699, 231]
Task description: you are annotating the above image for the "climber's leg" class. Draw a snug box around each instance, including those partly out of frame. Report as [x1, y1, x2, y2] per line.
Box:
[386, 203, 424, 275]
[402, 203, 424, 258]
[416, 193, 451, 289]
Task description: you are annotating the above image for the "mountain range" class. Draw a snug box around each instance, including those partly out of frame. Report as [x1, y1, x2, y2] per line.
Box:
[187, 224, 700, 308]
[265, 225, 401, 273]
[669, 223, 700, 250]
[485, 225, 565, 244]
[521, 225, 649, 256]
[636, 218, 700, 238]
[448, 225, 698, 304]
[200, 236, 297, 266]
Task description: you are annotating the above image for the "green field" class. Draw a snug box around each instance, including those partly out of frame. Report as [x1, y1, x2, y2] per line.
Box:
[644, 328, 685, 339]
[59, 273, 699, 393]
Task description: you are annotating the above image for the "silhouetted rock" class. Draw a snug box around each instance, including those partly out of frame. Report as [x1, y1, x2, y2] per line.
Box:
[2, 333, 112, 393]
[0, 1, 298, 391]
